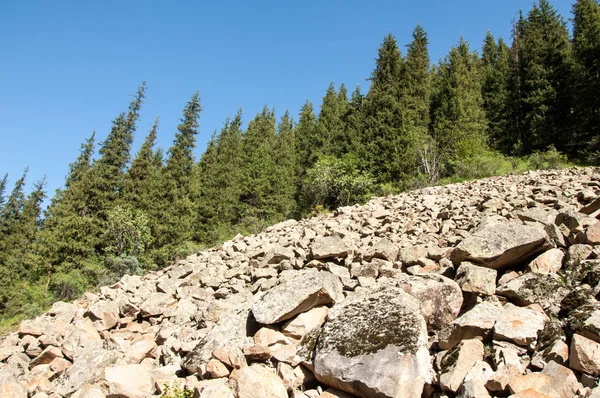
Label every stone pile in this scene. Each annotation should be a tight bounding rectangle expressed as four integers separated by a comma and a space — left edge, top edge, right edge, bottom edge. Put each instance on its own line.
3, 167, 600, 397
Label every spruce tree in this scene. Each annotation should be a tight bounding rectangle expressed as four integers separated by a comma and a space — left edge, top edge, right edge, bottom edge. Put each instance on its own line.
154, 92, 202, 261
343, 86, 365, 158
0, 174, 9, 214
517, 0, 572, 152
432, 38, 488, 172
482, 33, 511, 151
361, 34, 409, 185
572, 0, 600, 156
401, 24, 432, 176
295, 100, 318, 175
273, 110, 297, 217
315, 82, 348, 157
240, 106, 278, 229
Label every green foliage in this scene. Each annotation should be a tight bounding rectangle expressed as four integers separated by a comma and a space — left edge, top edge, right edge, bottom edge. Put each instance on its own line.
302, 155, 375, 211
528, 145, 568, 169
104, 206, 151, 259
161, 384, 193, 398
50, 270, 87, 301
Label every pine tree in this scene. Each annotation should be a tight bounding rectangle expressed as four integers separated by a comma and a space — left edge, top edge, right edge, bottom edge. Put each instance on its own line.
295, 100, 318, 175
240, 106, 278, 229
572, 0, 600, 156
122, 117, 160, 209
432, 38, 488, 171
361, 34, 409, 184
343, 86, 365, 157
517, 0, 573, 152
65, 132, 96, 189
0, 173, 8, 213
482, 32, 511, 151
401, 24, 432, 176
0, 169, 28, 262
154, 92, 202, 261
94, 83, 146, 202
273, 110, 297, 217
315, 82, 348, 157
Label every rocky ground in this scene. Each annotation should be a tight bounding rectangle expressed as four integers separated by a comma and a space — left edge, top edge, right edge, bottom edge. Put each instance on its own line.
3, 167, 600, 397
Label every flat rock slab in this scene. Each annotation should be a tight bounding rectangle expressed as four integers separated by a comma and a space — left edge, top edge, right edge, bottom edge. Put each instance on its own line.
496, 273, 569, 316
252, 270, 343, 325
452, 220, 552, 270
313, 288, 431, 398
494, 303, 547, 347
311, 236, 352, 259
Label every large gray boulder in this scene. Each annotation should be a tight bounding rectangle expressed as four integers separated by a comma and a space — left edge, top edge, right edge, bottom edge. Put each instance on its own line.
311, 236, 352, 259
397, 274, 463, 330
496, 273, 569, 315
451, 220, 552, 270
313, 288, 432, 398
252, 270, 343, 325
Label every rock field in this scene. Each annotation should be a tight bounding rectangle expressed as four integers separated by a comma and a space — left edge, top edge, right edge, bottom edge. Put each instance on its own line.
4, 167, 600, 397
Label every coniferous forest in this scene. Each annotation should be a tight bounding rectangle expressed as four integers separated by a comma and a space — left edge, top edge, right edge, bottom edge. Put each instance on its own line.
0, 0, 599, 326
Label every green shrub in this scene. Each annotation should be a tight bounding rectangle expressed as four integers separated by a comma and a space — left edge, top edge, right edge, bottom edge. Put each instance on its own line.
161, 384, 192, 398
49, 270, 87, 301
528, 145, 567, 170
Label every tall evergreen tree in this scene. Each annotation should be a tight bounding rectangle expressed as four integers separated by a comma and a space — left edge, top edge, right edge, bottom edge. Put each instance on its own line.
516, 0, 572, 152
432, 38, 488, 171
361, 34, 407, 184
295, 100, 318, 174
0, 173, 8, 213
572, 0, 600, 156
65, 132, 96, 189
482, 33, 511, 151
240, 106, 278, 228
273, 110, 297, 217
94, 83, 146, 202
343, 86, 365, 157
315, 82, 348, 157
401, 24, 432, 174
154, 92, 202, 261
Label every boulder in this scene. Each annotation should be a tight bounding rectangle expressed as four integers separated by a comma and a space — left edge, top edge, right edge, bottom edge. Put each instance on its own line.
313, 288, 431, 398
139, 292, 177, 318
311, 236, 352, 259
397, 273, 463, 330
540, 361, 579, 398
496, 273, 569, 315
570, 333, 600, 376
451, 220, 552, 270
229, 364, 288, 398
252, 270, 343, 324
454, 262, 497, 296
439, 299, 503, 350
461, 360, 493, 398
0, 383, 27, 398
282, 306, 328, 344
494, 303, 547, 347
86, 301, 119, 330
439, 339, 484, 393
104, 364, 153, 398
525, 248, 564, 274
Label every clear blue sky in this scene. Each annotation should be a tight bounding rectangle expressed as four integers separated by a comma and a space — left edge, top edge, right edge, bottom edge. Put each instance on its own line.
0, 0, 574, 202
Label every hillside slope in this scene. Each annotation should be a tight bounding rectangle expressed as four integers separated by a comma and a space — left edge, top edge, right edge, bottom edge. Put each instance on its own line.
2, 167, 600, 397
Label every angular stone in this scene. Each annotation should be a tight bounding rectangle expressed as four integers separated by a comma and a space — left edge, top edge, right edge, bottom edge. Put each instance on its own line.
183, 302, 254, 373
507, 373, 552, 396
496, 273, 569, 316
440, 339, 484, 393
455, 262, 497, 296
86, 300, 119, 330
104, 364, 153, 398
311, 236, 351, 259
282, 306, 328, 344
587, 223, 600, 245
313, 288, 431, 398
30, 346, 63, 367
398, 245, 428, 266
461, 360, 493, 398
252, 270, 343, 324
139, 292, 177, 318
264, 245, 295, 264
362, 238, 398, 262
439, 300, 503, 350
206, 359, 230, 378
540, 361, 579, 398
212, 346, 246, 369
494, 303, 547, 347
570, 333, 600, 376
229, 364, 288, 398
526, 248, 565, 274
397, 273, 463, 330
452, 220, 552, 270
125, 336, 157, 364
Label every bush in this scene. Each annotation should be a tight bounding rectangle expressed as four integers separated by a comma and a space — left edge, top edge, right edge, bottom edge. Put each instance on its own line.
49, 270, 87, 301
161, 384, 192, 398
104, 255, 141, 278
452, 150, 513, 180
528, 145, 567, 170
303, 154, 376, 211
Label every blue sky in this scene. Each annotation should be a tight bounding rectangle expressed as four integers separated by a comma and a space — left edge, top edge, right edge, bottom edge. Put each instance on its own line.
0, 0, 574, 201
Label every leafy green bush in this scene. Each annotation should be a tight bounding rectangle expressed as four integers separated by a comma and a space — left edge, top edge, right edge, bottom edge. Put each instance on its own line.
104, 255, 141, 278
452, 150, 513, 180
49, 270, 87, 301
528, 145, 568, 170
303, 154, 376, 211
